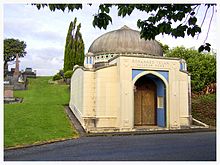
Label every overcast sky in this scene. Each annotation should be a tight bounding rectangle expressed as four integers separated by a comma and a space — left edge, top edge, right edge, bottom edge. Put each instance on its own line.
3, 3, 217, 76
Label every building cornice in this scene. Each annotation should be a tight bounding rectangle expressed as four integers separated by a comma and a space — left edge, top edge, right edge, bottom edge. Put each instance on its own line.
107, 53, 182, 63
72, 63, 117, 73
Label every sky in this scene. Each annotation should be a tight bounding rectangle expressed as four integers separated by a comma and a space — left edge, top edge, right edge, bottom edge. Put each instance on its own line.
3, 3, 218, 76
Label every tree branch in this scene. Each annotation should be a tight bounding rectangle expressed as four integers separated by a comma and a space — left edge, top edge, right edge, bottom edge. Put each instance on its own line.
194, 4, 201, 16
182, 5, 199, 25
203, 6, 215, 44
200, 6, 210, 29
196, 5, 209, 39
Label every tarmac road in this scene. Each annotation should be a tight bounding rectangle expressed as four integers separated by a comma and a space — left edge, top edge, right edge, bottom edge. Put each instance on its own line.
4, 132, 216, 161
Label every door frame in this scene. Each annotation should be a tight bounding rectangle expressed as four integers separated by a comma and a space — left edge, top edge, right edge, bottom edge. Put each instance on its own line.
132, 71, 169, 128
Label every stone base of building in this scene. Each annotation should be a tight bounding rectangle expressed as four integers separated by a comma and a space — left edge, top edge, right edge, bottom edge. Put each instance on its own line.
80, 118, 207, 134
83, 125, 208, 134
67, 106, 209, 136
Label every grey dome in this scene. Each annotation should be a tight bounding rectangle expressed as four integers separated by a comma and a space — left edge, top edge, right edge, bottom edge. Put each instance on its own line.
88, 25, 163, 56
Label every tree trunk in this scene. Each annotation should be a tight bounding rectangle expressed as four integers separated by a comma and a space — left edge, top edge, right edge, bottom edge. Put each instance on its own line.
4, 61, 8, 78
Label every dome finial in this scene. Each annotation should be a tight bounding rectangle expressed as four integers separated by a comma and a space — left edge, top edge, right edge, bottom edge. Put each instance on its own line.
121, 25, 131, 30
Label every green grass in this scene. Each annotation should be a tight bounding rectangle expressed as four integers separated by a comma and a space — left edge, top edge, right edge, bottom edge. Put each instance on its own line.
192, 93, 216, 126
4, 77, 78, 148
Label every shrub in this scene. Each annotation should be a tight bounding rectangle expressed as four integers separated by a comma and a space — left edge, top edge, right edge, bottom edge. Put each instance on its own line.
64, 70, 73, 79
166, 47, 216, 92
59, 69, 64, 78
53, 74, 62, 81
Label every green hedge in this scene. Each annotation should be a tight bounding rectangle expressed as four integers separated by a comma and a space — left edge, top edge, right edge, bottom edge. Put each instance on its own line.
53, 74, 62, 81
64, 70, 73, 79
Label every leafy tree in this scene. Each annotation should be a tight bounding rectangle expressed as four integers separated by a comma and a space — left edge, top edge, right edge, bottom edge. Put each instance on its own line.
34, 4, 216, 52
4, 38, 27, 69
74, 23, 85, 66
64, 21, 74, 72
158, 42, 169, 54
63, 18, 84, 72
165, 47, 216, 92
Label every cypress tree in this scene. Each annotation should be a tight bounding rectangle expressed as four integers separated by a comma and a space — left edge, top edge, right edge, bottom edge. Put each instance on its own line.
64, 21, 73, 72
63, 18, 84, 72
75, 23, 85, 66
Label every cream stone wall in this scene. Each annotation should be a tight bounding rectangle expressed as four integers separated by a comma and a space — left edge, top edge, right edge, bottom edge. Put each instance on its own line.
69, 68, 84, 125
117, 57, 134, 130
81, 71, 96, 130
94, 66, 119, 128
82, 71, 95, 117
70, 55, 190, 132
178, 72, 190, 126
115, 55, 190, 130
70, 65, 119, 131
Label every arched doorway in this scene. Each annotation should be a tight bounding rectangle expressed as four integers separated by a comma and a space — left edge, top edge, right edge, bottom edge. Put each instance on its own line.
134, 74, 166, 127
134, 76, 157, 126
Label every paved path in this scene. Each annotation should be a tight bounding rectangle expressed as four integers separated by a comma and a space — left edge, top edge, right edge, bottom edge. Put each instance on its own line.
4, 132, 216, 161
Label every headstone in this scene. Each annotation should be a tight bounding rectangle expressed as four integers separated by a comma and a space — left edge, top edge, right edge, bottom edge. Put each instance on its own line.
4, 54, 30, 90
4, 85, 14, 98
23, 67, 36, 78
25, 68, 32, 72
13, 54, 20, 77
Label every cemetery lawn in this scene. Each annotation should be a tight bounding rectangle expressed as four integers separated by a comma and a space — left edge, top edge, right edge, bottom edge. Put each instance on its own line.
4, 77, 78, 148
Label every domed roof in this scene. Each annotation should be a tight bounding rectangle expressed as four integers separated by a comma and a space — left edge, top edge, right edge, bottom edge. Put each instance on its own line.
88, 25, 163, 56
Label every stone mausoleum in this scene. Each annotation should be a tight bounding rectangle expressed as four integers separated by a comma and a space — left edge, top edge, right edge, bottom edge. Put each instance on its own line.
69, 25, 191, 133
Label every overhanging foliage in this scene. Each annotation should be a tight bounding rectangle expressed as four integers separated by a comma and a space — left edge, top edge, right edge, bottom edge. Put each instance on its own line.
33, 4, 216, 52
